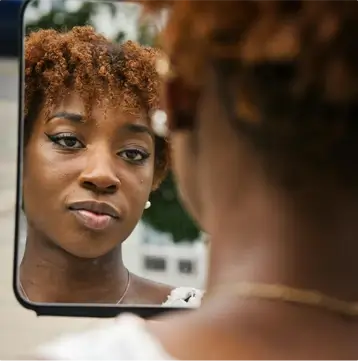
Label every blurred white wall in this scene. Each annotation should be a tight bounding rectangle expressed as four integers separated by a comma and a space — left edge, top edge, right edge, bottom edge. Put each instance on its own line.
123, 222, 208, 289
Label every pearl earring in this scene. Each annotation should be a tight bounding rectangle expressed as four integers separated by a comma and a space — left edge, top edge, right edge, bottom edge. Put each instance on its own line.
151, 109, 168, 138
145, 201, 151, 210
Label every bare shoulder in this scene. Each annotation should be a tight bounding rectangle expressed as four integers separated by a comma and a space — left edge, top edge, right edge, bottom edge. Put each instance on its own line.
146, 310, 267, 361
123, 272, 174, 305
122, 272, 204, 306
146, 310, 211, 359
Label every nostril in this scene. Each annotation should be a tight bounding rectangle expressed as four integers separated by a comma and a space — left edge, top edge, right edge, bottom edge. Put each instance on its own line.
82, 181, 95, 190
82, 180, 118, 193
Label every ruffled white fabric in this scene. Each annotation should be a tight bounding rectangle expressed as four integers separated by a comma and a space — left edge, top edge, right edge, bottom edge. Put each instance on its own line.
37, 313, 174, 360
162, 287, 204, 308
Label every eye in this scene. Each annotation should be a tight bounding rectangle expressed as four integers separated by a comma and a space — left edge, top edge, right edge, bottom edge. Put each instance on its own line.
46, 133, 84, 149
119, 149, 150, 164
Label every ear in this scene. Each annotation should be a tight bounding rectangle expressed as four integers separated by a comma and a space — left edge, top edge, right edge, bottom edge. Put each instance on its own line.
164, 77, 200, 132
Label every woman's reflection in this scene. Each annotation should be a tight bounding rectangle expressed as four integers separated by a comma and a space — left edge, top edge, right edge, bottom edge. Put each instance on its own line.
20, 26, 182, 305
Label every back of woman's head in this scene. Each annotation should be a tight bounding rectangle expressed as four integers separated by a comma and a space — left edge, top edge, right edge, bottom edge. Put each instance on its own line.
143, 1, 358, 188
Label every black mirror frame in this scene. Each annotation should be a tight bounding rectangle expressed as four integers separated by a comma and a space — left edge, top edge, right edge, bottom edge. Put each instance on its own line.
13, 0, 185, 319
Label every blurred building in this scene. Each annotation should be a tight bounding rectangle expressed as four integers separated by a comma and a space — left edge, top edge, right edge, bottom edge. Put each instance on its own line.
123, 222, 208, 289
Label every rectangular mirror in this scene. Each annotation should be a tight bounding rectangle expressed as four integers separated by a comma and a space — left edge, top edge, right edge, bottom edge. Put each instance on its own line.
15, 0, 207, 316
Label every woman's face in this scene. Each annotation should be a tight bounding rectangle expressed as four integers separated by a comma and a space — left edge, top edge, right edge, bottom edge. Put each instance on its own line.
23, 92, 155, 258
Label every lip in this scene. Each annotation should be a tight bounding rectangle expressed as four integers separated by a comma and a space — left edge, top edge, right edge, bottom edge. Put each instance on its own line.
68, 201, 120, 231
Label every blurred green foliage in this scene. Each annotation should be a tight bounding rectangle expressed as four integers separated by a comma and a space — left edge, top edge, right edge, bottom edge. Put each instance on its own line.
25, 0, 124, 37
25, 0, 200, 243
142, 173, 200, 243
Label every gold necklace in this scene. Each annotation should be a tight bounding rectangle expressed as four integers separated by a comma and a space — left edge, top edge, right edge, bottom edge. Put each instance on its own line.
210, 282, 358, 317
19, 269, 131, 305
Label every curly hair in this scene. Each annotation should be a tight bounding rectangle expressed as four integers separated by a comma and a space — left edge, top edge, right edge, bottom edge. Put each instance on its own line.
24, 25, 169, 189
140, 1, 358, 186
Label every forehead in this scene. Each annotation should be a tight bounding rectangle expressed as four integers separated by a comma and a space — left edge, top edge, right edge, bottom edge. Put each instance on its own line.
52, 91, 149, 126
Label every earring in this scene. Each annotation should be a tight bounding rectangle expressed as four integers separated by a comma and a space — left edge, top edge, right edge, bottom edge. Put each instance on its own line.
156, 55, 176, 80
151, 109, 168, 138
145, 201, 151, 210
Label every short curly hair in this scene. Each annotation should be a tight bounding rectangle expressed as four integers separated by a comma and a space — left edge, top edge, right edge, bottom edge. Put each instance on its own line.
24, 25, 169, 189
141, 1, 358, 187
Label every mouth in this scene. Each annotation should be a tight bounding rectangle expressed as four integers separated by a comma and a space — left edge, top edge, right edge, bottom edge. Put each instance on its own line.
68, 201, 120, 231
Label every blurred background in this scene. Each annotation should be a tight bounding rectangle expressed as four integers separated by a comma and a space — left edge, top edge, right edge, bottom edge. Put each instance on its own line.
0, 0, 207, 358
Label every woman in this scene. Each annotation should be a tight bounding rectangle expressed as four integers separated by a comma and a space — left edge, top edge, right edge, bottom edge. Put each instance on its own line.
35, 1, 358, 359
21, 26, 201, 306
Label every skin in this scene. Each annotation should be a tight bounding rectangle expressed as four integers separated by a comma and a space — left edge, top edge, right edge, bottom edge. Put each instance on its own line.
25, 13, 358, 361
20, 92, 172, 304
145, 68, 358, 358
24, 5, 358, 360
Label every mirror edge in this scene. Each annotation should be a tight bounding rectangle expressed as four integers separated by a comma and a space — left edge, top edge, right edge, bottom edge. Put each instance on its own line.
14, 0, 185, 318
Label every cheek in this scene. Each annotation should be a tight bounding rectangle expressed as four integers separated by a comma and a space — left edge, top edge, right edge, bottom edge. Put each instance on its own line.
120, 160, 154, 209
23, 143, 73, 205
171, 135, 187, 185
171, 134, 202, 223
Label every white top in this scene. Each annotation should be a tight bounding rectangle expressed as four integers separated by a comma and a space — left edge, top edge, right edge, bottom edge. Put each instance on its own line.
162, 287, 204, 308
36, 287, 204, 360
37, 313, 174, 360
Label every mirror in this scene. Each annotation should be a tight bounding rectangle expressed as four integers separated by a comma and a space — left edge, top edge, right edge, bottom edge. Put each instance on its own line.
16, 0, 207, 310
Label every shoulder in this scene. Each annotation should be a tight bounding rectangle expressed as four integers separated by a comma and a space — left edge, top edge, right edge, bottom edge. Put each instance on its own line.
36, 313, 174, 360
123, 273, 174, 305
124, 273, 205, 307
35, 306, 256, 360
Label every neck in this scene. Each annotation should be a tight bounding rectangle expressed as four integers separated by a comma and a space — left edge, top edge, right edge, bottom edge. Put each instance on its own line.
206, 179, 358, 302
196, 91, 358, 303
20, 228, 128, 303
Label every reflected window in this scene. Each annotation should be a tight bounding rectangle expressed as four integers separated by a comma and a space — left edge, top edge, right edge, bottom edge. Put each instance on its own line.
144, 256, 166, 271
178, 259, 196, 275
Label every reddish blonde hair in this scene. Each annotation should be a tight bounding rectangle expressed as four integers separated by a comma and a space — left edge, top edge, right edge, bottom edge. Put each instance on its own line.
25, 26, 170, 188
140, 1, 358, 185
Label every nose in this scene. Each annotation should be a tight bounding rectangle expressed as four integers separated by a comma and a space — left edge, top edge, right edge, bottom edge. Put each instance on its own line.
79, 147, 120, 194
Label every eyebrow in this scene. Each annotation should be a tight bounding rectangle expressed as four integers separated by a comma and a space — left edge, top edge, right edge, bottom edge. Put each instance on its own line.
124, 123, 154, 140
47, 113, 154, 139
47, 112, 84, 123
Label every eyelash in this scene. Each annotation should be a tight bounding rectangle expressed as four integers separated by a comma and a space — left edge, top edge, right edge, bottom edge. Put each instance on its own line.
46, 133, 84, 149
119, 149, 150, 164
45, 133, 150, 164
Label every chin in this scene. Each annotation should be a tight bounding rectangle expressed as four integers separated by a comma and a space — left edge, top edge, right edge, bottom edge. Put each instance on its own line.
172, 138, 204, 230
57, 237, 120, 260
64, 247, 115, 260
177, 184, 204, 230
